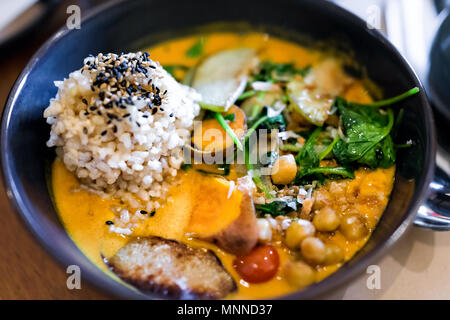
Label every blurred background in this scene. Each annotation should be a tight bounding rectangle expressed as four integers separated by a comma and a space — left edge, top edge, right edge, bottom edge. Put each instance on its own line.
0, 0, 449, 299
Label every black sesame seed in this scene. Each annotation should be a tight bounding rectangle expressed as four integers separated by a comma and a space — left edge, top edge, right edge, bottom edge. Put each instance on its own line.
151, 108, 158, 115
99, 91, 105, 100
89, 106, 97, 111
152, 95, 162, 106
169, 113, 174, 117
123, 113, 130, 118
105, 220, 114, 225
101, 130, 107, 136
113, 125, 117, 133
82, 98, 88, 105
150, 211, 156, 217
142, 114, 149, 118
140, 210, 148, 215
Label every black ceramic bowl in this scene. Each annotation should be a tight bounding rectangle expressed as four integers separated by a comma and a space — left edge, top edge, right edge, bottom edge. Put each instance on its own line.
1, 0, 439, 299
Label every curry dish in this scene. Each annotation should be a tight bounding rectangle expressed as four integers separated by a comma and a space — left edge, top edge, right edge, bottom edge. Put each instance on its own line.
47, 32, 417, 299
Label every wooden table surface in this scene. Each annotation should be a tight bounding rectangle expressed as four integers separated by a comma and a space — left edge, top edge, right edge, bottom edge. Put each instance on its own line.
0, 0, 109, 300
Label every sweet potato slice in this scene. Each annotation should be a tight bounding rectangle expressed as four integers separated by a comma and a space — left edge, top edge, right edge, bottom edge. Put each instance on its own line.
186, 176, 243, 237
212, 187, 258, 255
192, 105, 246, 153
107, 237, 236, 299
186, 175, 258, 255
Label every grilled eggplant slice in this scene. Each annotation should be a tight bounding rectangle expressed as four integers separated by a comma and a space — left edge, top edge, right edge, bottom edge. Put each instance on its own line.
107, 237, 236, 299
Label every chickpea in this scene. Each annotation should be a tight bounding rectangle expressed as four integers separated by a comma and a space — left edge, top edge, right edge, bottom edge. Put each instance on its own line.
301, 237, 326, 264
271, 154, 297, 185
283, 261, 316, 288
284, 219, 316, 249
313, 207, 340, 232
323, 244, 344, 265
340, 215, 368, 240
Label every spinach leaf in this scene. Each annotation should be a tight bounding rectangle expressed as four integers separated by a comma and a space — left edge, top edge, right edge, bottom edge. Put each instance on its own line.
246, 106, 286, 135
294, 128, 355, 184
256, 114, 286, 132
255, 199, 298, 217
295, 127, 321, 169
332, 97, 395, 168
296, 166, 354, 181
357, 135, 396, 168
331, 88, 419, 168
186, 37, 206, 58
253, 61, 310, 82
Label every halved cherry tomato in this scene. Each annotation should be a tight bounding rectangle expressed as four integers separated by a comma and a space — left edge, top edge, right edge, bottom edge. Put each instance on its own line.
232, 245, 280, 283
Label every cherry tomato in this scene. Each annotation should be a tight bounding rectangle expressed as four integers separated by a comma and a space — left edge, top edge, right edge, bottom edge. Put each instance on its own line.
233, 245, 280, 283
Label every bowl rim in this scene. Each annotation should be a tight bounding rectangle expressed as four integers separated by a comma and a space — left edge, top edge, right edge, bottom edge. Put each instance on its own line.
0, 0, 436, 300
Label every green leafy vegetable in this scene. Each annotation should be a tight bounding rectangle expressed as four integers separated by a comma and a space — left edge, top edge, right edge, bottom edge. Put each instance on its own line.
332, 97, 395, 168
255, 200, 298, 217
253, 61, 310, 82
318, 136, 340, 160
256, 114, 286, 132
294, 129, 354, 184
296, 166, 354, 180
295, 127, 321, 169
186, 37, 206, 58
330, 87, 419, 168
